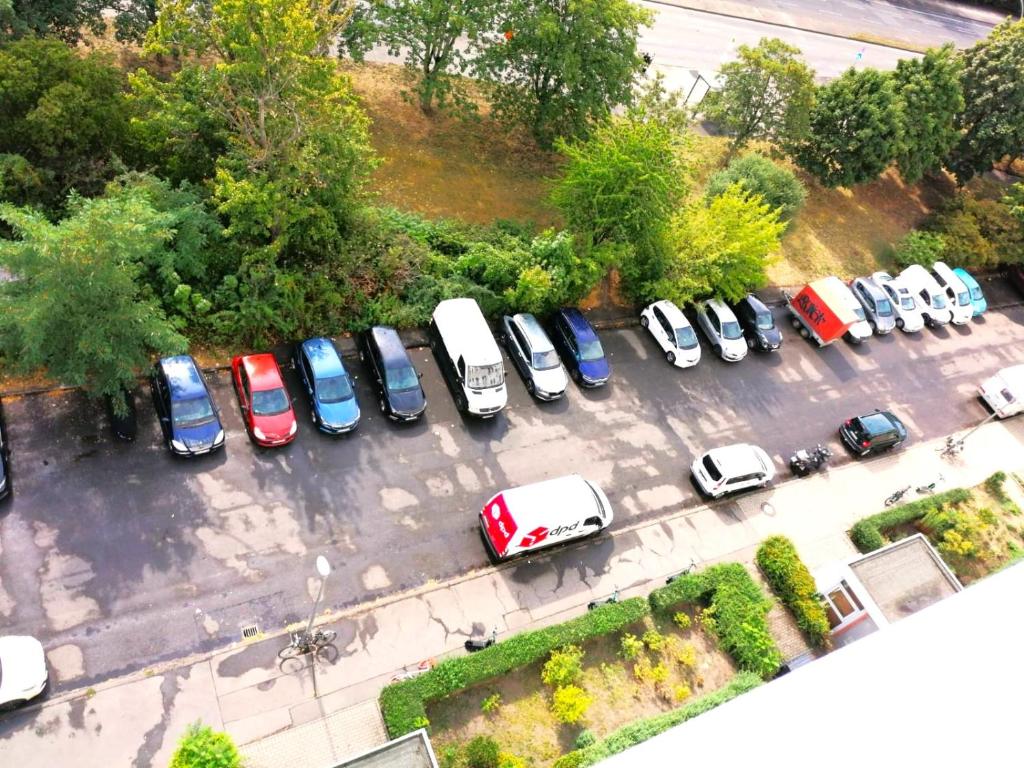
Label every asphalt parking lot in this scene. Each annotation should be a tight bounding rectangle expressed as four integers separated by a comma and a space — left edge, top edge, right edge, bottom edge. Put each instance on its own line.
2, 301, 1024, 696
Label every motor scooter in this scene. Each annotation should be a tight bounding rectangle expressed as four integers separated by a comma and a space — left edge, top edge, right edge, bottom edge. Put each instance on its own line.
789, 444, 832, 477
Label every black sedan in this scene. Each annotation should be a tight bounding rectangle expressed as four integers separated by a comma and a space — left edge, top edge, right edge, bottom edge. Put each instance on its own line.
733, 294, 782, 352
0, 398, 10, 500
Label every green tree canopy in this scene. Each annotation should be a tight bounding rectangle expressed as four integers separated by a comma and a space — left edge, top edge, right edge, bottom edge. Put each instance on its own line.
0, 190, 187, 404
794, 67, 902, 188
892, 44, 963, 184
476, 0, 651, 147
376, 0, 498, 114
702, 37, 816, 152
705, 153, 806, 223
948, 19, 1024, 183
169, 722, 241, 768
0, 0, 155, 43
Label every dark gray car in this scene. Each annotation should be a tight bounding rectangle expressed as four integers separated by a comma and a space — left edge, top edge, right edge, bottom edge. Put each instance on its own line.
851, 277, 897, 335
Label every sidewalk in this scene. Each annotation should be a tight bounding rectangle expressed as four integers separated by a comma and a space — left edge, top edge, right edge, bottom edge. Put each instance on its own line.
2, 417, 1022, 765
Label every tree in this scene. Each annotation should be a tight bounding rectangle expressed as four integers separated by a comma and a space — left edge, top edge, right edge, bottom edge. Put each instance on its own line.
0, 0, 155, 43
0, 190, 187, 406
476, 0, 651, 147
1005, 183, 1024, 226
891, 230, 945, 268
376, 0, 498, 114
892, 44, 963, 184
705, 153, 806, 223
647, 184, 784, 305
169, 722, 240, 768
702, 38, 815, 153
794, 67, 902, 188
948, 19, 1024, 183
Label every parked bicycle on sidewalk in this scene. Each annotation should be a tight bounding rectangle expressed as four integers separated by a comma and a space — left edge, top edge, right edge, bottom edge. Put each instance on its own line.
279, 627, 337, 659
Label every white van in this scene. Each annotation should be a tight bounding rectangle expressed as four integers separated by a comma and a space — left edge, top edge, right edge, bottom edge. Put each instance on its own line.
979, 364, 1024, 419
931, 261, 973, 325
431, 298, 507, 417
479, 474, 614, 561
899, 264, 952, 327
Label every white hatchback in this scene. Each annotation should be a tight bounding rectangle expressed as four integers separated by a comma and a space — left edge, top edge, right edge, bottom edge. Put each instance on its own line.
695, 299, 747, 362
640, 300, 701, 368
932, 261, 973, 325
690, 443, 775, 499
872, 271, 925, 333
0, 635, 48, 709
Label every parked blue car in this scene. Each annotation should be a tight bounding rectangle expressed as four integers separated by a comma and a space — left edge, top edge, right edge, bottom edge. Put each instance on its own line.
150, 355, 225, 456
294, 337, 360, 434
953, 267, 987, 317
550, 308, 610, 387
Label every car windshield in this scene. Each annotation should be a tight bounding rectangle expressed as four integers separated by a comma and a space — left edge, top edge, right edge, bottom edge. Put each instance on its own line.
901, 295, 916, 311
386, 366, 420, 392
852, 306, 866, 321
468, 362, 504, 389
932, 294, 947, 309
957, 291, 970, 306
970, 287, 983, 301
316, 374, 353, 404
675, 327, 698, 349
579, 339, 604, 362
876, 298, 893, 316
702, 454, 722, 481
755, 312, 774, 330
532, 349, 560, 370
252, 387, 290, 416
172, 396, 215, 428
722, 321, 743, 340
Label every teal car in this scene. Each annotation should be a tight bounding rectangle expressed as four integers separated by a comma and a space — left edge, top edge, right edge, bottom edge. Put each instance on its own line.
953, 267, 987, 317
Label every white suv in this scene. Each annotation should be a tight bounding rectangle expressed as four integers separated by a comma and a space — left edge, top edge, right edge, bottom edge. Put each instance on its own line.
640, 300, 701, 367
691, 444, 775, 499
872, 271, 925, 333
695, 299, 747, 362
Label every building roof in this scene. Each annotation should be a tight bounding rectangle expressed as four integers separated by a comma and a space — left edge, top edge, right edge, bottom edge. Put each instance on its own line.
331, 730, 438, 768
596, 563, 1024, 767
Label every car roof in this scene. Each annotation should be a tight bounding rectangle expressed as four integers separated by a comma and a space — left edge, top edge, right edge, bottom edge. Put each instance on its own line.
301, 337, 344, 377
859, 411, 899, 435
739, 294, 770, 314
707, 443, 770, 475
704, 298, 737, 320
513, 313, 555, 350
433, 298, 502, 366
488, 475, 604, 530
854, 277, 886, 299
652, 300, 691, 328
241, 353, 284, 390
160, 355, 207, 400
952, 267, 979, 288
559, 307, 598, 342
370, 326, 411, 366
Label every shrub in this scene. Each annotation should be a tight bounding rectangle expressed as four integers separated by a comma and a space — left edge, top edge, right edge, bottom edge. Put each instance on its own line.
642, 630, 667, 652
705, 153, 807, 223
849, 488, 972, 553
927, 193, 1024, 270
575, 729, 597, 750
380, 597, 650, 737
481, 693, 502, 714
672, 612, 691, 631
465, 736, 501, 768
673, 642, 697, 669
551, 685, 592, 724
648, 564, 781, 679
985, 471, 1009, 503
552, 673, 762, 768
755, 535, 831, 647
169, 722, 240, 768
498, 754, 527, 768
542, 645, 585, 688
891, 230, 946, 268
673, 684, 692, 702
620, 633, 644, 660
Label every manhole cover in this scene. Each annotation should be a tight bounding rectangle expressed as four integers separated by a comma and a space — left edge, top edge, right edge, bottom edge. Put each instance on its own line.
241, 622, 261, 640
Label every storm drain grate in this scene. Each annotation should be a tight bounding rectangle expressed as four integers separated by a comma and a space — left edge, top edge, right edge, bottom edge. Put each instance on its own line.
241, 622, 261, 640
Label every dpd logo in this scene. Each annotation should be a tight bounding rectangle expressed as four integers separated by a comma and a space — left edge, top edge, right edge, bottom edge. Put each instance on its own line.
519, 527, 549, 547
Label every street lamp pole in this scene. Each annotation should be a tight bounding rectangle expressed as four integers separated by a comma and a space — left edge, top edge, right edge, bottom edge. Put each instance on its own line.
306, 555, 331, 636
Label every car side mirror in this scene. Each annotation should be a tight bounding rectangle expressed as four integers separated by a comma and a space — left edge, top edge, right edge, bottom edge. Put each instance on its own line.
418, 371, 423, 379
160, 416, 170, 423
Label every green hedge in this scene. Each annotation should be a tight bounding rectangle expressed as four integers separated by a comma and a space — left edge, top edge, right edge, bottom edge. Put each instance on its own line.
379, 597, 650, 737
648, 564, 781, 679
755, 536, 831, 648
551, 672, 762, 768
849, 488, 972, 553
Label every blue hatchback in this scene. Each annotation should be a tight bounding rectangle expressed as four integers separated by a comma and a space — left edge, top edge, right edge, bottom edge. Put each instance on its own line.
294, 337, 360, 434
550, 308, 610, 387
952, 267, 987, 317
151, 355, 225, 456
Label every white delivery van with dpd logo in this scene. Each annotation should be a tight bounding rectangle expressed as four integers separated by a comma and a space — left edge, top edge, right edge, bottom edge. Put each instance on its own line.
479, 474, 614, 562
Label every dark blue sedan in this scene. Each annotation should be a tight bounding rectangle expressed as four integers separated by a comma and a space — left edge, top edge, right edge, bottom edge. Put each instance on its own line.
294, 337, 360, 434
550, 308, 610, 387
150, 355, 225, 456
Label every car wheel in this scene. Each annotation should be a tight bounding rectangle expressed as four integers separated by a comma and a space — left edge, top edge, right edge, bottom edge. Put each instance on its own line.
640, 315, 649, 328
666, 350, 676, 364
713, 344, 722, 358
896, 317, 904, 329
526, 380, 535, 395
379, 397, 386, 414
746, 337, 755, 349
571, 369, 582, 384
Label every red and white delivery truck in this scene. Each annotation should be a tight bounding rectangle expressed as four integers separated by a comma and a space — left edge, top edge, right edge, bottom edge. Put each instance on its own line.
784, 276, 858, 346
479, 474, 614, 562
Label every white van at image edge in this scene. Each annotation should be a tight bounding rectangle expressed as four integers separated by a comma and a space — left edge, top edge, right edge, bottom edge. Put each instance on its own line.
931, 261, 973, 325
980, 364, 1024, 419
899, 264, 952, 327
430, 298, 508, 417
479, 474, 614, 561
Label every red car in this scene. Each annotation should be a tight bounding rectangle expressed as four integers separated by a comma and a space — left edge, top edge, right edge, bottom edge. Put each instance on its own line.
231, 353, 297, 447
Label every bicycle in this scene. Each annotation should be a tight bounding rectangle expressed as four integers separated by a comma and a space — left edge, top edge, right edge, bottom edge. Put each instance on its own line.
666, 558, 698, 584
938, 435, 964, 458
915, 473, 944, 495
884, 485, 911, 507
278, 627, 337, 659
587, 589, 619, 611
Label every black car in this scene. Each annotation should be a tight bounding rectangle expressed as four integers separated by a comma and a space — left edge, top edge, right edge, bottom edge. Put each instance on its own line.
359, 326, 426, 421
733, 294, 782, 352
105, 387, 138, 442
840, 410, 907, 457
0, 398, 10, 501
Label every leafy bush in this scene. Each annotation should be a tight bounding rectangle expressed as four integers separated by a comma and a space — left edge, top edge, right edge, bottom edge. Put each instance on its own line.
672, 641, 697, 669
926, 193, 1024, 270
642, 630, 667, 652
985, 471, 1009, 503
620, 633, 644, 660
673, 684, 692, 702
921, 505, 989, 561
891, 230, 946, 268
542, 646, 585, 688
552, 673, 762, 768
648, 564, 781, 679
481, 693, 502, 714
672, 612, 691, 631
380, 598, 649, 737
169, 722, 240, 768
849, 488, 972, 553
498, 753, 527, 768
551, 685, 592, 724
575, 730, 597, 750
755, 535, 831, 647
465, 736, 501, 768
705, 153, 807, 223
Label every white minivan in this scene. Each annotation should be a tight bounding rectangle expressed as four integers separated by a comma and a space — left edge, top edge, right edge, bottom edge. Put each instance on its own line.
932, 261, 973, 325
899, 264, 952, 327
979, 364, 1024, 419
431, 298, 507, 417
479, 474, 614, 561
